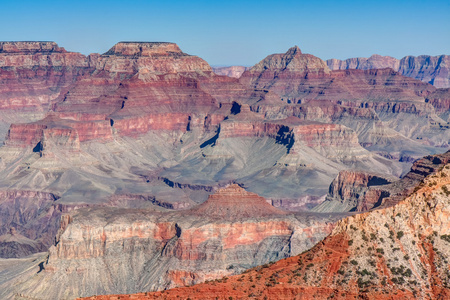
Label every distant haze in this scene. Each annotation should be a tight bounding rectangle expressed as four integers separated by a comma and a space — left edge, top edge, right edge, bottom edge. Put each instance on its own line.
0, 0, 449, 66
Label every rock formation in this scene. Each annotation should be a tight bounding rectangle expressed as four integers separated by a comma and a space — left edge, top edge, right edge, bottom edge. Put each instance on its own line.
327, 54, 450, 88
0, 185, 339, 299
316, 151, 450, 213
90, 151, 450, 299
0, 42, 448, 261
0, 40, 448, 300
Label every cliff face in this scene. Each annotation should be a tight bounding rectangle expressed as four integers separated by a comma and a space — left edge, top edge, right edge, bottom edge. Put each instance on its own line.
0, 41, 91, 114
242, 47, 447, 158
327, 54, 450, 88
327, 54, 400, 71
316, 151, 450, 213
93, 153, 450, 300
313, 170, 395, 213
2, 185, 338, 299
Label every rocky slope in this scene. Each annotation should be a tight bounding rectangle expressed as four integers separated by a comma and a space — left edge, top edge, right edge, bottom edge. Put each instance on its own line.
327, 54, 450, 88
88, 152, 450, 299
0, 185, 341, 299
0, 227, 46, 258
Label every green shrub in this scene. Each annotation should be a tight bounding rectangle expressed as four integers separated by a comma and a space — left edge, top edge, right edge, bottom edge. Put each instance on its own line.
441, 234, 450, 243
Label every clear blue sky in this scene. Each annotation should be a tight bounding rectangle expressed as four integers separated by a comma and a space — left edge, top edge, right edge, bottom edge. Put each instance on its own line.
1, 0, 449, 66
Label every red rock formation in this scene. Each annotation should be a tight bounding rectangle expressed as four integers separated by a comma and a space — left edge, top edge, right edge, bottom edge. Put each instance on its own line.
0, 190, 60, 248
219, 110, 363, 159
191, 184, 287, 219
5, 114, 112, 149
426, 88, 450, 114
0, 227, 47, 258
0, 41, 91, 112
241, 46, 435, 102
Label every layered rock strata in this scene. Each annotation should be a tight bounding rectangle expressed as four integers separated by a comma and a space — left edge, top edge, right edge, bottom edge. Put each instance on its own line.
0, 185, 339, 299
316, 151, 450, 213
327, 54, 450, 88
93, 152, 450, 299
0, 41, 448, 263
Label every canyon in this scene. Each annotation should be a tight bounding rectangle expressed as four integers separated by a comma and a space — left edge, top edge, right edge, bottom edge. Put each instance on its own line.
0, 185, 340, 299
0, 41, 448, 299
83, 151, 450, 299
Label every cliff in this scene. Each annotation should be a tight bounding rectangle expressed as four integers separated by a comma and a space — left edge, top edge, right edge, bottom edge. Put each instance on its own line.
327, 54, 450, 88
316, 151, 450, 213
0, 41, 90, 114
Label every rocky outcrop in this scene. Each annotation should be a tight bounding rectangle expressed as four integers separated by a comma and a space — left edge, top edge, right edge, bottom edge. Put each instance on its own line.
241, 48, 446, 159
240, 46, 331, 94
218, 106, 366, 160
0, 41, 64, 53
316, 151, 450, 213
426, 88, 450, 115
327, 54, 450, 88
102, 42, 183, 57
2, 185, 339, 299
94, 42, 213, 75
241, 47, 435, 101
313, 170, 395, 213
5, 114, 112, 152
96, 153, 450, 300
0, 190, 62, 256
399, 55, 450, 88
248, 46, 330, 74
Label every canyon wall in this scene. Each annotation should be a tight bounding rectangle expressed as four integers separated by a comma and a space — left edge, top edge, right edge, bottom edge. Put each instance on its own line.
327, 54, 450, 88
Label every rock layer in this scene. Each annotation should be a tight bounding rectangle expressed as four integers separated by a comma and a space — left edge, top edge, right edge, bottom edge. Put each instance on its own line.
327, 54, 450, 88
316, 151, 450, 213
92, 151, 450, 299
0, 185, 339, 299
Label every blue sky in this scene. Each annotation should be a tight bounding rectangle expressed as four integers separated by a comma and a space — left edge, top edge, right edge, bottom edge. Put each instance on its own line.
0, 0, 449, 66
